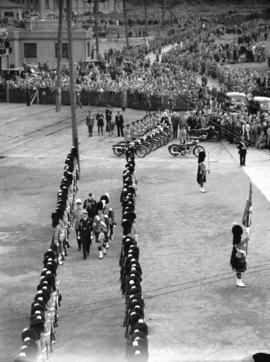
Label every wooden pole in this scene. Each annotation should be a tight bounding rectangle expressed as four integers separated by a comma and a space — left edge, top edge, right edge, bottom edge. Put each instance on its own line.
144, 0, 148, 38
66, 0, 80, 172
56, 0, 63, 112
94, 0, 99, 57
123, 0, 129, 48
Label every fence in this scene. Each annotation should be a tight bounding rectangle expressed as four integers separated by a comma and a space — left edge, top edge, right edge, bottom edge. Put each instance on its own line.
0, 86, 190, 111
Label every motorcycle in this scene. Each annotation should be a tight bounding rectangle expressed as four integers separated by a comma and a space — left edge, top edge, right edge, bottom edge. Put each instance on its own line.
112, 139, 147, 158
168, 137, 205, 157
189, 126, 221, 142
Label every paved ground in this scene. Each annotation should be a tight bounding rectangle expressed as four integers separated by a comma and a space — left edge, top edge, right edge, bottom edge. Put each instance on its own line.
0, 104, 270, 362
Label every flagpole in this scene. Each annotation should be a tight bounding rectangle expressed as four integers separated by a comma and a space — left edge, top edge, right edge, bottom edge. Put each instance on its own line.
242, 182, 252, 255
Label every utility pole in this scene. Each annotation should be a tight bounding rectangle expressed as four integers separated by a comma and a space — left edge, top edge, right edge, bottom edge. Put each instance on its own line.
144, 0, 148, 38
56, 0, 63, 112
76, 0, 79, 17
161, 0, 165, 27
123, 0, 129, 48
66, 0, 80, 171
94, 0, 99, 57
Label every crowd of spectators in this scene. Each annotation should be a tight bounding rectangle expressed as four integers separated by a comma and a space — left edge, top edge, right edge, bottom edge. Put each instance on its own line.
1, 12, 270, 115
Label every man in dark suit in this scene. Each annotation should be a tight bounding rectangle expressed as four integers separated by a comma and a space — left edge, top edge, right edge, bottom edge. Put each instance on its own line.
78, 209, 92, 260
237, 137, 248, 166
171, 112, 179, 139
115, 110, 124, 137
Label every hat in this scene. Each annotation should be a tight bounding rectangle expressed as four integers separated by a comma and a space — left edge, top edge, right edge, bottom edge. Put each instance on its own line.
232, 224, 243, 236
75, 198, 82, 204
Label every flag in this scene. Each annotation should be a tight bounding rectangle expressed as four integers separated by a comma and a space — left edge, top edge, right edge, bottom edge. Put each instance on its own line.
242, 182, 252, 228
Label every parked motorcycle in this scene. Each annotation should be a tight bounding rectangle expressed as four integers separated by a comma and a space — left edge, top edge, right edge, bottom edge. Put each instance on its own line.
112, 140, 147, 158
189, 126, 221, 142
168, 137, 205, 157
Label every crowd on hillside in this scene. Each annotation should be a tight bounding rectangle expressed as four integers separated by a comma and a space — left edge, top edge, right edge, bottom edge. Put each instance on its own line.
1, 13, 270, 112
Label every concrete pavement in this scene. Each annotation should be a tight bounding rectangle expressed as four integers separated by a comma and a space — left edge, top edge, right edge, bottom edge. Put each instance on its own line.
221, 141, 270, 202
1, 104, 270, 362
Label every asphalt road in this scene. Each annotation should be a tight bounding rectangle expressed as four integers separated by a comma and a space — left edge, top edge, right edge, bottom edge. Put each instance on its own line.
0, 104, 270, 362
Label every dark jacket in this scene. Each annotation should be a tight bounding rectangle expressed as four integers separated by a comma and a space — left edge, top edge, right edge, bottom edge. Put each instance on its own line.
237, 141, 247, 154
115, 114, 124, 126
78, 218, 92, 242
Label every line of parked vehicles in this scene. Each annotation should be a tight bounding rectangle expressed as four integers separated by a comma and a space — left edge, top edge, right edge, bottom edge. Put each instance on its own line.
225, 92, 270, 113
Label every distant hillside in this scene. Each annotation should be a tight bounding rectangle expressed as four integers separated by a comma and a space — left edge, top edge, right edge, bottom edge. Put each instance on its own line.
126, 0, 270, 16
123, 0, 270, 17
127, 0, 268, 6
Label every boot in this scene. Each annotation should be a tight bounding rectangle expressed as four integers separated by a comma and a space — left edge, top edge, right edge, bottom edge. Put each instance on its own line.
105, 242, 109, 249
200, 188, 206, 193
99, 250, 103, 260
103, 247, 107, 255
236, 278, 246, 288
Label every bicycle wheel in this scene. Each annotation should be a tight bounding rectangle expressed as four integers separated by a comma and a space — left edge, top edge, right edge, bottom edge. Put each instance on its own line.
168, 144, 180, 156
193, 145, 205, 157
135, 145, 147, 158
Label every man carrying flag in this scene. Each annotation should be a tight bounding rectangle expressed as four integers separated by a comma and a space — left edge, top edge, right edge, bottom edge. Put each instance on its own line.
230, 183, 252, 288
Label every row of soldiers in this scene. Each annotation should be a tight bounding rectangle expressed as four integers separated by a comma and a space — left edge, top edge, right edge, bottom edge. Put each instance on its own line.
51, 147, 80, 264
14, 249, 62, 362
13, 148, 79, 362
119, 148, 149, 361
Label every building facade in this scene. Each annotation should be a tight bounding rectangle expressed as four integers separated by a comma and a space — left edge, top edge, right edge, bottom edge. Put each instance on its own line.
9, 0, 123, 17
8, 20, 92, 68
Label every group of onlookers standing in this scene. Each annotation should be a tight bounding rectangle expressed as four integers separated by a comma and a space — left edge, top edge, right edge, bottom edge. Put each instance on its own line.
86, 108, 125, 137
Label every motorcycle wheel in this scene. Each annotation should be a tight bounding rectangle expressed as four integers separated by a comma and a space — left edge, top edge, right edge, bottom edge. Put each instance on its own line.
143, 142, 152, 154
168, 144, 180, 157
165, 130, 174, 141
135, 145, 147, 158
193, 145, 205, 157
155, 136, 163, 148
163, 134, 171, 145
149, 139, 159, 151
112, 146, 124, 157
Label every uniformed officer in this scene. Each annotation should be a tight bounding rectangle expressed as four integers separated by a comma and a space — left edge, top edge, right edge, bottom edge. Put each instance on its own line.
78, 209, 93, 260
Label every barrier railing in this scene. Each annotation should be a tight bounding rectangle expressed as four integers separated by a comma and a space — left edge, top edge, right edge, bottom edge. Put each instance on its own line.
1, 86, 190, 111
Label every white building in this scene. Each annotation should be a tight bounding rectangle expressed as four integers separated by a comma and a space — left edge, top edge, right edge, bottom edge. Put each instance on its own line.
8, 19, 92, 68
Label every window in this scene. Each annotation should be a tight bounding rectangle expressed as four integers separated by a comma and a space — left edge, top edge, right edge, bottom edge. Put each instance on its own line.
55, 43, 69, 58
4, 12, 14, 17
45, 0, 50, 9
24, 43, 37, 58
